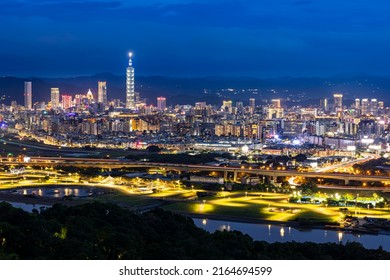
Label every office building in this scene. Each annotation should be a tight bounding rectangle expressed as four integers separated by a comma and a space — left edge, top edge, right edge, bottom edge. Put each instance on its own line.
320, 98, 328, 112
249, 98, 255, 110
371, 99, 378, 115
98, 81, 107, 106
333, 93, 343, 112
157, 96, 166, 111
62, 95, 72, 109
51, 88, 60, 109
222, 100, 233, 112
271, 99, 281, 108
24, 81, 32, 110
361, 99, 369, 115
126, 52, 135, 109
355, 98, 360, 110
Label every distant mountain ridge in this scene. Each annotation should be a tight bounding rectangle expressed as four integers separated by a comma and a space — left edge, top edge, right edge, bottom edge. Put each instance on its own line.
1, 74, 390, 106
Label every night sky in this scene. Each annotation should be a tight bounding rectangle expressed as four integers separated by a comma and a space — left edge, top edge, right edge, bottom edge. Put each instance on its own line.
1, 0, 390, 77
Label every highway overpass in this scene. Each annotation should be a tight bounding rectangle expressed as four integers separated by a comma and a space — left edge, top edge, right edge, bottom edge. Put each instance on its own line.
1, 157, 389, 185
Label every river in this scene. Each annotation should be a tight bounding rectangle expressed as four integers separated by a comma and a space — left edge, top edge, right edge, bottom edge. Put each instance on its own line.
0, 201, 50, 212
2, 187, 390, 252
193, 218, 390, 251
11, 186, 92, 198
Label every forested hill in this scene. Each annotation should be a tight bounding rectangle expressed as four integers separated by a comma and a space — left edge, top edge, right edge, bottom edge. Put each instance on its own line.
0, 201, 389, 260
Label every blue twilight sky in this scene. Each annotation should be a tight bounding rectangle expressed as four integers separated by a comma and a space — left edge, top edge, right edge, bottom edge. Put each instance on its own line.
1, 0, 390, 77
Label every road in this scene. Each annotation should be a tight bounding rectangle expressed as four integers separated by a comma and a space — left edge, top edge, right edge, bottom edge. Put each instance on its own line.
318, 185, 390, 192
314, 153, 378, 173
0, 156, 389, 184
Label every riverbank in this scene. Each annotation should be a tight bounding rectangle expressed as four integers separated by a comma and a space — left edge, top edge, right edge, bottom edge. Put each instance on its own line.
1, 190, 389, 237
171, 210, 390, 238
0, 192, 85, 207
0, 191, 324, 228
173, 211, 301, 227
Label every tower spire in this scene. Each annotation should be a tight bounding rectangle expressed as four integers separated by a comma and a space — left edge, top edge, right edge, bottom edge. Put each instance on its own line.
128, 52, 133, 66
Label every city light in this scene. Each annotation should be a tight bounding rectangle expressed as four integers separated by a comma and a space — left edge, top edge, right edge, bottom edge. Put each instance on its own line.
0, 42, 390, 263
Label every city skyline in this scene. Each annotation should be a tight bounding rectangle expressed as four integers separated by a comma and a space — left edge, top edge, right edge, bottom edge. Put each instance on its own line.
2, 0, 390, 264
2, 1, 390, 77
2, 52, 389, 108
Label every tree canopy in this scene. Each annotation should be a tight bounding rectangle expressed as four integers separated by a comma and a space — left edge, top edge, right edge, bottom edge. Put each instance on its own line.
0, 202, 389, 260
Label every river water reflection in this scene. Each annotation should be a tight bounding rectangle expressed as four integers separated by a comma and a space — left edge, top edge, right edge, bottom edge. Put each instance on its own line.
193, 218, 390, 251
0, 201, 49, 212
13, 186, 92, 198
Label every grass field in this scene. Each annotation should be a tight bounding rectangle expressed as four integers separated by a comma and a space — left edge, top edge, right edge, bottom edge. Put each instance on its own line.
93, 192, 156, 207
159, 190, 390, 223
161, 192, 339, 222
1, 165, 390, 224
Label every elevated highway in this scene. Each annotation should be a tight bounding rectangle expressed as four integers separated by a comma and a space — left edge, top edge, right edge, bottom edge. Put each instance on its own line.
1, 156, 389, 185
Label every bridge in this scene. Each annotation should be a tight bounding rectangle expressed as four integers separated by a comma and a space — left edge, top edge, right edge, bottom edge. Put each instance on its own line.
1, 156, 389, 185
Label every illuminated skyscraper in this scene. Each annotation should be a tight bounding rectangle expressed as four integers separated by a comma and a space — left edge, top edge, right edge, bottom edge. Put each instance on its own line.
361, 99, 369, 115
62, 95, 72, 109
86, 89, 94, 101
51, 88, 60, 109
271, 99, 281, 108
98, 81, 107, 106
126, 52, 135, 109
222, 100, 233, 112
24, 81, 32, 110
370, 99, 378, 115
355, 98, 360, 109
157, 96, 166, 110
333, 93, 343, 112
195, 102, 206, 108
320, 98, 328, 112
249, 98, 255, 109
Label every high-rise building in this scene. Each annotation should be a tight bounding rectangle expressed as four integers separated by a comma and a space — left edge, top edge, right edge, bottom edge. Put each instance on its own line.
98, 81, 107, 106
111, 99, 122, 108
51, 88, 60, 109
333, 93, 343, 112
24, 81, 32, 110
62, 95, 72, 109
86, 89, 94, 101
266, 107, 284, 119
222, 100, 233, 112
195, 102, 207, 108
370, 99, 378, 115
249, 98, 255, 109
271, 99, 281, 108
320, 98, 328, 112
126, 52, 135, 109
157, 97, 166, 111
355, 98, 360, 109
361, 98, 369, 115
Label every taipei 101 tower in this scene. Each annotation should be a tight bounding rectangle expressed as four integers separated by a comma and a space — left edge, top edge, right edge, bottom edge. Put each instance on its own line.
125, 52, 135, 109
